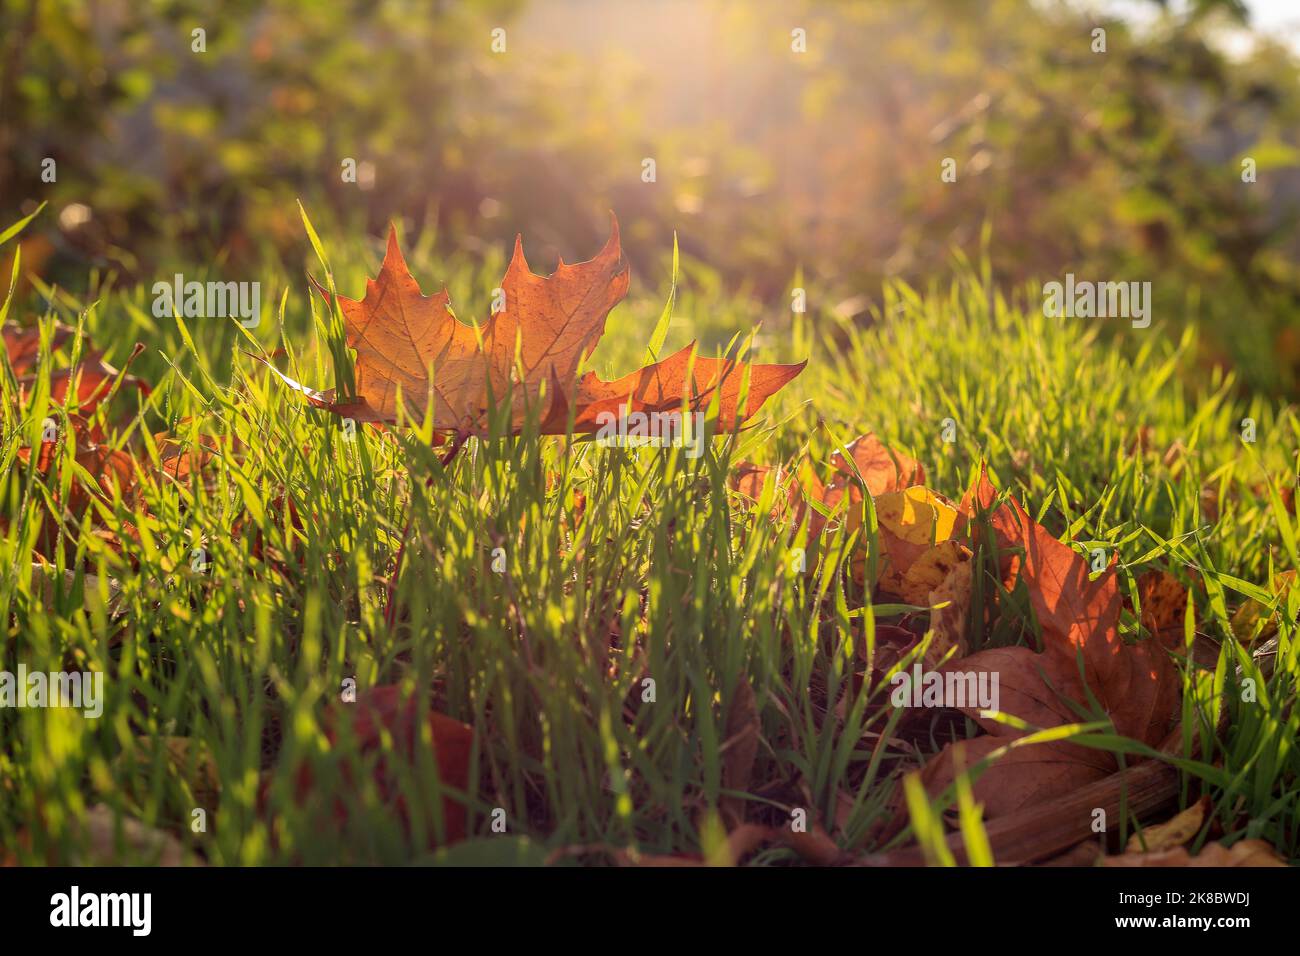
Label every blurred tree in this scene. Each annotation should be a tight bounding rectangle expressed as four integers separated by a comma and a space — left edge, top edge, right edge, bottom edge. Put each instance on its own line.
4, 0, 1300, 391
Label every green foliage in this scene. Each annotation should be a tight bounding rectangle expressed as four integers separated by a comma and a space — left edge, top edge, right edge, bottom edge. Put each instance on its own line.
7, 0, 1300, 392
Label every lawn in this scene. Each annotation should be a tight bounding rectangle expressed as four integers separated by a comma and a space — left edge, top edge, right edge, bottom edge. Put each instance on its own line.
2, 208, 1297, 866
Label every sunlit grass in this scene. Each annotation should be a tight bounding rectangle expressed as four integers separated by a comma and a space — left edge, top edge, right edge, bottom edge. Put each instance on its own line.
1, 212, 1297, 865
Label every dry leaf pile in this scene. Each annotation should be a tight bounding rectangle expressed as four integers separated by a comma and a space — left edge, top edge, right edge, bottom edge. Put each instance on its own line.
726, 433, 1289, 867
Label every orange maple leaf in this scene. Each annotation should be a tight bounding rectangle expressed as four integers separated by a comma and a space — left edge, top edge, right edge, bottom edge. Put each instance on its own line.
264, 215, 805, 434
920, 468, 1181, 819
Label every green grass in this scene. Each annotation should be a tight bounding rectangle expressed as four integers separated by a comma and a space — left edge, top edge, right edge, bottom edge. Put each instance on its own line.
1, 212, 1297, 865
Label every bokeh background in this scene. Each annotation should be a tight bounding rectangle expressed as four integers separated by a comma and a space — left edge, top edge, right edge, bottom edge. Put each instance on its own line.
4, 0, 1300, 391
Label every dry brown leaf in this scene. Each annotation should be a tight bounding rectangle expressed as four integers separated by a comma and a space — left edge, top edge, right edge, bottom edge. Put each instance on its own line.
923, 731, 1113, 821
2, 319, 73, 375
827, 432, 925, 497
857, 623, 930, 683
1105, 838, 1287, 867
729, 461, 818, 526
1230, 570, 1296, 644
157, 433, 218, 483
922, 467, 1180, 820
920, 646, 1120, 818
961, 469, 1179, 733
734, 433, 920, 542
28, 562, 121, 614
730, 462, 778, 501
617, 823, 773, 867
902, 540, 969, 606
1124, 795, 1210, 853
781, 823, 849, 865
1136, 569, 1188, 647
25, 344, 150, 417
836, 483, 958, 589
285, 685, 474, 848
332, 218, 627, 427
1038, 840, 1105, 866
12, 439, 139, 560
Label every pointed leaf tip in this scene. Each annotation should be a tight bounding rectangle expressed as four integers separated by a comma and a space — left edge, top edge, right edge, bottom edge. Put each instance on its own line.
383, 224, 407, 272
509, 234, 529, 275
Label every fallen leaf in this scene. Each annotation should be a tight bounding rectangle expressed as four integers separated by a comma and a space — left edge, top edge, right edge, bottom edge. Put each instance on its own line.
1135, 569, 1188, 647
735, 432, 920, 542
730, 461, 778, 501
1105, 838, 1287, 867
1037, 840, 1105, 866
962, 472, 1177, 732
26, 344, 150, 417
925, 543, 974, 663
902, 540, 969, 605
1124, 795, 1210, 853
156, 431, 220, 484
922, 729, 1113, 822
921, 469, 1180, 820
729, 461, 817, 526
617, 822, 773, 867
857, 622, 929, 684
3, 319, 72, 375
29, 562, 122, 615
781, 823, 849, 865
291, 685, 474, 847
828, 432, 925, 496
13, 440, 139, 560
919, 645, 1121, 816
265, 217, 802, 434
551, 339, 805, 434
869, 486, 959, 592
1230, 570, 1296, 644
